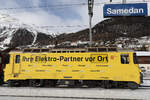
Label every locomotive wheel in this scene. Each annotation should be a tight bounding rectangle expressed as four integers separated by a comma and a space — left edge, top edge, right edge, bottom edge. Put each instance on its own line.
127, 82, 139, 89
20, 80, 29, 87
8, 80, 14, 87
44, 80, 57, 87
29, 80, 36, 87
7, 80, 20, 87
101, 80, 112, 89
0, 73, 4, 85
86, 81, 99, 88
74, 80, 82, 88
29, 80, 43, 87
43, 80, 51, 87
0, 77, 4, 85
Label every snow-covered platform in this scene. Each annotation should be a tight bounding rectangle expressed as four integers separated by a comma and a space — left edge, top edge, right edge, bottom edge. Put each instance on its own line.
0, 84, 150, 100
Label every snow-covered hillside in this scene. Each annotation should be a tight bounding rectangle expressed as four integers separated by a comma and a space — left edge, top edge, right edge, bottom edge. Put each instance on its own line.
0, 14, 150, 51
0, 14, 53, 50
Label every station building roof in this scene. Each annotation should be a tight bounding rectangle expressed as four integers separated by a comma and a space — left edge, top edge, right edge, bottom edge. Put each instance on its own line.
136, 51, 150, 56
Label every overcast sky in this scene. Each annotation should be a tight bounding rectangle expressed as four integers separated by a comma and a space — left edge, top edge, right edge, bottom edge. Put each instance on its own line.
0, 0, 147, 34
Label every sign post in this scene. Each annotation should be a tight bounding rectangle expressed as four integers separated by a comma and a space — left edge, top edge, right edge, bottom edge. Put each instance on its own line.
88, 0, 94, 47
122, 0, 126, 4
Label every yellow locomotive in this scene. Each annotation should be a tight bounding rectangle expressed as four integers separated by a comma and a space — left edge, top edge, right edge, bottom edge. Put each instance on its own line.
4, 47, 143, 89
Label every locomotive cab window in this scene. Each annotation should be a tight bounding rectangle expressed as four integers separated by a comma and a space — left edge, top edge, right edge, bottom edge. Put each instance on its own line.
121, 54, 129, 64
133, 53, 138, 64
15, 55, 20, 63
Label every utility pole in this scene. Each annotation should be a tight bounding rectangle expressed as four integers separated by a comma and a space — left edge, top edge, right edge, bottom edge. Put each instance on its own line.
88, 0, 94, 47
110, 0, 126, 3
122, 0, 126, 4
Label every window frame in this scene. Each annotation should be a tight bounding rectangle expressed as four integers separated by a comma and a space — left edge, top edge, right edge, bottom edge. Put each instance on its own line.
121, 54, 129, 64
15, 55, 20, 63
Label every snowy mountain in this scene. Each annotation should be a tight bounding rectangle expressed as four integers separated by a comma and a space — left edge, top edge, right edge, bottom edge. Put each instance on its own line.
0, 14, 150, 51
0, 14, 54, 51
55, 16, 150, 50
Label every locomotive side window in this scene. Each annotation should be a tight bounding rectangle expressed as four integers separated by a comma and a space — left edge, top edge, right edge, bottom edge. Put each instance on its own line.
41, 49, 49, 52
15, 55, 20, 63
32, 49, 41, 53
121, 54, 129, 64
88, 48, 97, 52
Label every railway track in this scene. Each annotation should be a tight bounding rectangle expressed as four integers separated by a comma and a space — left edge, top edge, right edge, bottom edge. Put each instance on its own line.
0, 80, 149, 100
0, 86, 149, 99
0, 95, 141, 100
140, 85, 150, 87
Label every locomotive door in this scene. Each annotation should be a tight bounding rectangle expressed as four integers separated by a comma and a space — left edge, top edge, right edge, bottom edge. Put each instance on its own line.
12, 55, 21, 75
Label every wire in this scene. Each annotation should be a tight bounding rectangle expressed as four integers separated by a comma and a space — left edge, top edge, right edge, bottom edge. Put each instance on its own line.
0, 2, 123, 11
38, 25, 88, 28
0, 3, 87, 10
0, 1, 148, 11
0, 24, 88, 29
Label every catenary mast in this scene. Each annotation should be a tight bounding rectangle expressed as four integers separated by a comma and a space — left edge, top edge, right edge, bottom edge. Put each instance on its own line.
88, 0, 94, 47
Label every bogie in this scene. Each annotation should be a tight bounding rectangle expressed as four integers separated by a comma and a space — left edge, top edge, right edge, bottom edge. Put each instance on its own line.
127, 82, 139, 89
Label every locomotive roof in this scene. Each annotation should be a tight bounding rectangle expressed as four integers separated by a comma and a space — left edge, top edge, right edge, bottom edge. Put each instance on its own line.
9, 47, 138, 54
9, 47, 118, 53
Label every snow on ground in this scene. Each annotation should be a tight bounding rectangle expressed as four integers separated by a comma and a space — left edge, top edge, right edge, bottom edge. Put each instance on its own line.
142, 80, 150, 86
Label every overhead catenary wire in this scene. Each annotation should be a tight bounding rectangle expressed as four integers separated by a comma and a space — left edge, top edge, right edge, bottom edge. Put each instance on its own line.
0, 0, 148, 16
0, 24, 89, 29
0, 0, 148, 32
38, 25, 88, 28
0, 3, 87, 10
0, 0, 148, 11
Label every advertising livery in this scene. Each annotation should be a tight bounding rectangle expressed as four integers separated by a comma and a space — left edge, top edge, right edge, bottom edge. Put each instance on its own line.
3, 48, 142, 89
103, 3, 148, 17
22, 54, 108, 63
